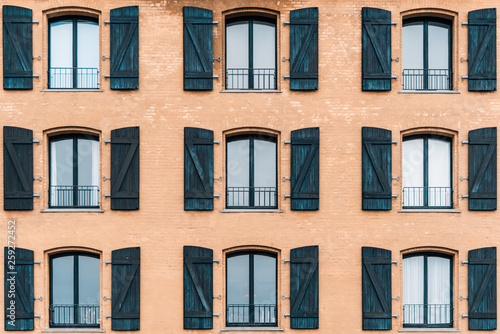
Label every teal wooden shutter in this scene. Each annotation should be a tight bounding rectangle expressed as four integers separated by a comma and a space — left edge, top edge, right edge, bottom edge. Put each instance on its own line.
468, 127, 496, 211
184, 127, 214, 210
112, 247, 140, 331
183, 7, 213, 90
184, 246, 213, 329
468, 247, 496, 330
362, 7, 392, 91
4, 126, 33, 211
290, 127, 319, 210
362, 127, 392, 210
290, 246, 319, 329
362, 247, 392, 330
110, 6, 139, 90
111, 127, 140, 210
3, 6, 33, 90
4, 247, 34, 331
468, 9, 496, 91
289, 8, 318, 90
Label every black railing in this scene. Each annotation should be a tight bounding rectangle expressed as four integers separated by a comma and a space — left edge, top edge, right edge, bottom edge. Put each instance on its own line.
402, 187, 452, 209
403, 303, 452, 326
402, 69, 451, 90
50, 185, 99, 208
226, 186, 277, 209
227, 304, 277, 326
49, 67, 99, 89
226, 68, 276, 90
50, 304, 100, 327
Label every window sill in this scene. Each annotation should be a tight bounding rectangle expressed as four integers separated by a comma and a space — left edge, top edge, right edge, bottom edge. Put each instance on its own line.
41, 209, 104, 213
398, 329, 460, 332
397, 90, 460, 94
221, 327, 283, 332
42, 329, 105, 333
220, 90, 282, 93
40, 89, 104, 92
220, 209, 284, 213
398, 209, 460, 213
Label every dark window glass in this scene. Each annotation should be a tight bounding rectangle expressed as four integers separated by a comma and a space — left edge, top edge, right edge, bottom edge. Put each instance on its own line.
49, 17, 99, 89
227, 252, 277, 327
50, 253, 100, 327
226, 134, 277, 209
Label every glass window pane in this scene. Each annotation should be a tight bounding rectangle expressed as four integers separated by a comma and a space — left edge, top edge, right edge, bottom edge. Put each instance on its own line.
50, 20, 73, 88
403, 256, 424, 325
77, 20, 99, 88
427, 257, 451, 324
227, 139, 250, 207
254, 139, 276, 207
227, 255, 250, 305
77, 139, 99, 186
254, 255, 276, 325
428, 24, 449, 70
428, 139, 451, 206
253, 22, 275, 89
227, 22, 249, 89
51, 139, 74, 186
403, 139, 424, 206
52, 256, 74, 305
78, 256, 100, 305
403, 23, 424, 70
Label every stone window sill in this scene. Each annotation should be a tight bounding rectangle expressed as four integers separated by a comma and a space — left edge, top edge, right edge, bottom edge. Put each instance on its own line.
220, 90, 282, 93
41, 209, 104, 213
398, 90, 460, 94
42, 329, 105, 333
398, 209, 460, 213
221, 327, 284, 332
40, 89, 103, 92
398, 328, 460, 332
221, 209, 284, 213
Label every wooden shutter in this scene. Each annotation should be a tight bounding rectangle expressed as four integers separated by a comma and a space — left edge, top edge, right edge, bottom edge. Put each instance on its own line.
362, 127, 392, 210
110, 6, 139, 90
112, 247, 140, 331
290, 246, 319, 329
4, 126, 33, 211
4, 247, 34, 331
362, 247, 392, 330
290, 127, 319, 210
468, 9, 496, 91
362, 7, 392, 91
3, 6, 33, 90
184, 127, 214, 210
111, 127, 140, 210
183, 7, 213, 91
468, 247, 496, 330
469, 127, 497, 211
183, 246, 213, 329
289, 8, 318, 90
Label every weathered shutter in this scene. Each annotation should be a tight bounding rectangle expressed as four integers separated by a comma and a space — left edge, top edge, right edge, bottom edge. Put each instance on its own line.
362, 7, 392, 91
184, 246, 213, 329
289, 7, 318, 90
4, 247, 34, 331
290, 128, 319, 210
4, 126, 33, 211
469, 127, 497, 211
468, 9, 496, 91
111, 127, 140, 210
112, 247, 140, 331
362, 127, 392, 210
3, 6, 33, 90
290, 246, 319, 329
362, 247, 392, 330
110, 6, 139, 90
184, 128, 214, 210
183, 7, 213, 91
468, 247, 496, 330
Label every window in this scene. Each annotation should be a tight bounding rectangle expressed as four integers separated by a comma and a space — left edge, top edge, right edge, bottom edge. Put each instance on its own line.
49, 16, 99, 89
225, 16, 276, 90
226, 134, 277, 209
50, 253, 100, 327
402, 18, 452, 90
403, 253, 452, 328
402, 135, 452, 208
49, 134, 99, 208
226, 252, 277, 327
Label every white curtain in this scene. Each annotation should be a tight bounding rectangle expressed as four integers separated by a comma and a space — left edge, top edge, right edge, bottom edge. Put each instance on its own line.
403, 256, 424, 324
427, 257, 451, 324
402, 139, 424, 206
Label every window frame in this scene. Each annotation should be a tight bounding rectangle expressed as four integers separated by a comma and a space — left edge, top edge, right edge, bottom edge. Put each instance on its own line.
402, 252, 453, 328
49, 252, 100, 328
225, 251, 278, 327
225, 133, 278, 209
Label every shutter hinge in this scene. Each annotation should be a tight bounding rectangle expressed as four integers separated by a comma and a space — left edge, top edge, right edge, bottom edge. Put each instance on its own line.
34, 261, 41, 265
103, 176, 111, 181
213, 295, 221, 300
32, 20, 39, 25
282, 57, 290, 62
462, 195, 469, 199
284, 140, 291, 145
105, 140, 112, 144
462, 141, 469, 145
391, 22, 397, 25
105, 194, 111, 198
33, 56, 41, 61
33, 74, 39, 78
213, 140, 220, 145
391, 76, 397, 80
460, 177, 469, 181
284, 313, 291, 317
284, 75, 290, 80
33, 194, 40, 198
462, 314, 469, 318
284, 195, 291, 199
33, 140, 40, 144
392, 176, 400, 181
105, 261, 113, 265
392, 296, 400, 301
212, 21, 219, 25
213, 194, 220, 199
213, 176, 222, 181
213, 57, 221, 62
34, 176, 42, 182
282, 177, 291, 182
462, 22, 469, 26
103, 296, 112, 301
392, 314, 398, 318
391, 57, 399, 62
213, 313, 220, 317
462, 76, 469, 80
104, 75, 111, 79
392, 194, 397, 199
462, 260, 469, 265
34, 296, 43, 301
391, 260, 398, 265
106, 315, 112, 319
460, 296, 468, 301
102, 55, 111, 61
283, 21, 290, 26
34, 315, 41, 318
284, 259, 291, 263
282, 295, 291, 300
391, 141, 397, 145
104, 20, 111, 25
213, 259, 219, 263
213, 75, 219, 79
461, 57, 468, 63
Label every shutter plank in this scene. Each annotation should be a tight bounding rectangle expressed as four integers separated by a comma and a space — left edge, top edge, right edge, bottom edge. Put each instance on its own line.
362, 127, 392, 210
290, 8, 318, 90
112, 247, 140, 331
290, 128, 319, 210
362, 8, 391, 91
469, 247, 496, 330
469, 127, 497, 211
184, 246, 213, 329
362, 247, 392, 330
468, 9, 496, 91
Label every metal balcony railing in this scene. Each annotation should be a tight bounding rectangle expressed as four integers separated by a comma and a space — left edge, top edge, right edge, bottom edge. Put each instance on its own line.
403, 303, 452, 326
49, 185, 99, 208
227, 304, 277, 326
226, 186, 277, 209
49, 67, 99, 89
50, 304, 100, 327
226, 68, 276, 90
402, 69, 451, 90
402, 186, 452, 209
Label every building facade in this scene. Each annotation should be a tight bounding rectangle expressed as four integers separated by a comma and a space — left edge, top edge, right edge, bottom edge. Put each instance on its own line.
0, 0, 499, 333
